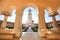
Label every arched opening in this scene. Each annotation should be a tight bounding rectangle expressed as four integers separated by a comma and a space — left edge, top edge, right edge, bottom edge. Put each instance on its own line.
44, 9, 53, 30
6, 9, 16, 29
22, 7, 38, 32
44, 7, 60, 31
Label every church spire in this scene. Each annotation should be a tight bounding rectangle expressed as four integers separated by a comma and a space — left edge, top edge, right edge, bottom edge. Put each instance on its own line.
28, 9, 32, 15
26, 9, 34, 27
28, 9, 32, 12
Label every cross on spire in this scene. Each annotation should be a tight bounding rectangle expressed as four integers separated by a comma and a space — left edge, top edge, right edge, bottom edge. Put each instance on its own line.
28, 9, 32, 12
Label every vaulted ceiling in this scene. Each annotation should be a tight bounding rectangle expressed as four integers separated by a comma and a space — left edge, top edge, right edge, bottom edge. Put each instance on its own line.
0, 0, 60, 10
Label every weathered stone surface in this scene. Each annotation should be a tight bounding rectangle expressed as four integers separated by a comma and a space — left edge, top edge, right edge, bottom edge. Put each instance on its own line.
0, 0, 60, 40
0, 33, 14, 39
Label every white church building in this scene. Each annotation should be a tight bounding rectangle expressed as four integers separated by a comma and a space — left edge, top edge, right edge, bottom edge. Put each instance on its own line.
26, 9, 34, 27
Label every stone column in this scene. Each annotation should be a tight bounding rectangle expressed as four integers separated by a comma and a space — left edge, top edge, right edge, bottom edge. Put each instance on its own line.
14, 9, 22, 37
38, 8, 47, 37
1, 11, 11, 29
48, 12, 58, 30
52, 15, 58, 28
1, 15, 8, 29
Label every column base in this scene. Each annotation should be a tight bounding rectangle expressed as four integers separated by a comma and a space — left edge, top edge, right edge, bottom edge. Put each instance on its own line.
13, 29, 22, 38
38, 31, 46, 37
50, 27, 59, 32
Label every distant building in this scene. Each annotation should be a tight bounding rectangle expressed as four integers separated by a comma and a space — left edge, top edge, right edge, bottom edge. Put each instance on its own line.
0, 20, 60, 29
46, 20, 60, 29
0, 20, 14, 29
22, 23, 38, 27
26, 9, 34, 27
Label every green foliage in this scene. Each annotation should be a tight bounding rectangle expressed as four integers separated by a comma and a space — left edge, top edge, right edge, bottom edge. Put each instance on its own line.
6, 26, 14, 29
22, 27, 28, 32
31, 26, 38, 32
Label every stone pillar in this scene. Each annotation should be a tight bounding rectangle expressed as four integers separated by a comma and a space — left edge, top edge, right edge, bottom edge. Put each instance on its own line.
48, 11, 58, 30
1, 16, 8, 29
1, 10, 11, 29
38, 8, 47, 37
52, 15, 58, 28
14, 9, 22, 37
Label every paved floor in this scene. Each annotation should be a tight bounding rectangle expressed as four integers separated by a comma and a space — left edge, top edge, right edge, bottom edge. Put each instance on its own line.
20, 32, 48, 40
26, 27, 33, 32
20, 27, 58, 40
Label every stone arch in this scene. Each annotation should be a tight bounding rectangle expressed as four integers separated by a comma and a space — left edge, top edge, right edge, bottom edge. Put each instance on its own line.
6, 8, 16, 29
45, 7, 53, 14
18, 3, 39, 36
14, 4, 50, 37
44, 7, 53, 29
21, 3, 39, 17
21, 3, 39, 29
44, 7, 59, 30
20, 5, 49, 37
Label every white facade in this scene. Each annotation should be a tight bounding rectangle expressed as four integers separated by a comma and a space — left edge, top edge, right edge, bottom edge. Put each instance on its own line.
26, 9, 34, 27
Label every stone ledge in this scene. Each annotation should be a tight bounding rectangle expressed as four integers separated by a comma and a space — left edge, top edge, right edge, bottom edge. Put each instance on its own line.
46, 33, 60, 40
46, 34, 57, 39
0, 33, 15, 39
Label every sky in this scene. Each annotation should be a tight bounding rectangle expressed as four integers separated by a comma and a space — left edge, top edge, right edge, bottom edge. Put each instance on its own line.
44, 10, 60, 23
0, 7, 60, 24
22, 7, 38, 23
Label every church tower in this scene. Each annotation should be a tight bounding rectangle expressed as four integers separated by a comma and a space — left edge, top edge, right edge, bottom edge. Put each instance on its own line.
26, 9, 34, 27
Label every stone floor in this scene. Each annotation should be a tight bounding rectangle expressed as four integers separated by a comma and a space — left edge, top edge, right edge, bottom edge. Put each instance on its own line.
20, 32, 48, 40
20, 27, 59, 40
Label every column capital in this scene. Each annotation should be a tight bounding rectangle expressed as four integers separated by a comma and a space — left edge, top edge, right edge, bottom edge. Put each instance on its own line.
2, 11, 11, 16
48, 12, 58, 17
48, 8, 58, 17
